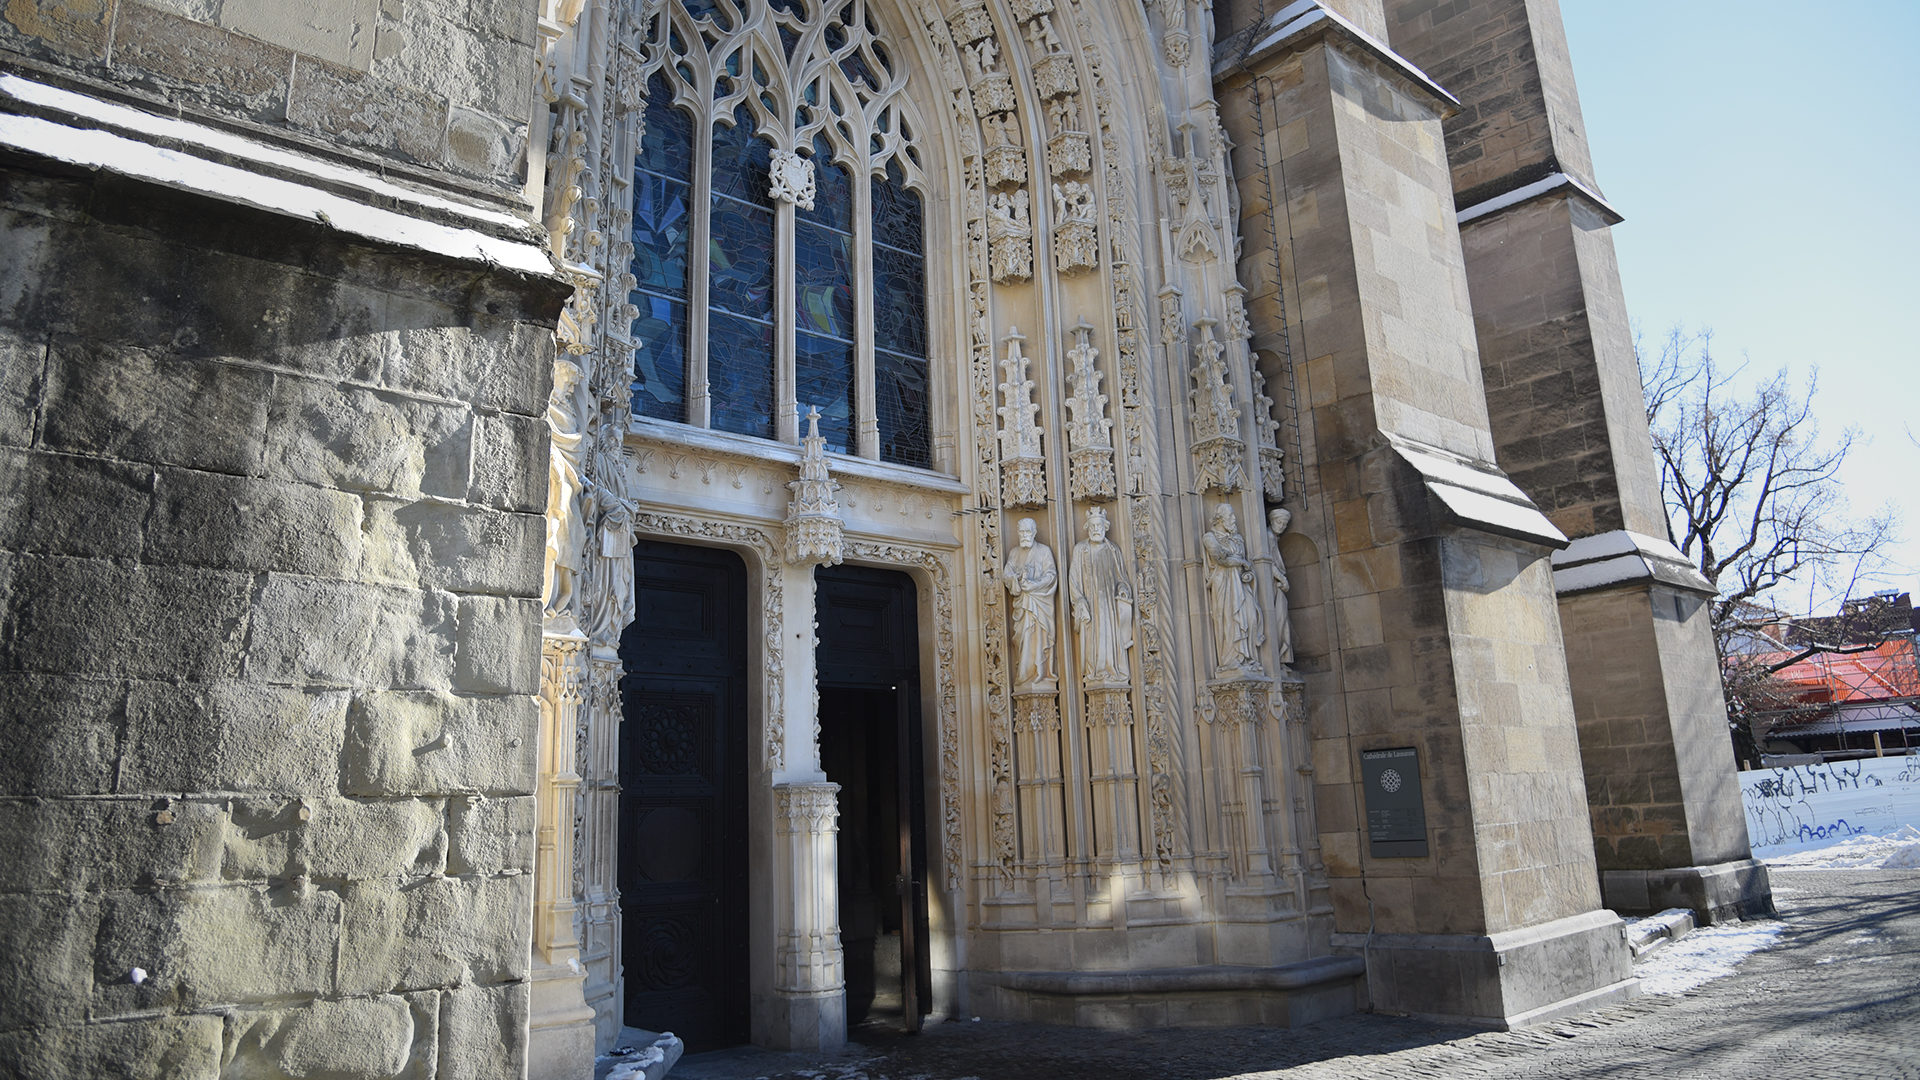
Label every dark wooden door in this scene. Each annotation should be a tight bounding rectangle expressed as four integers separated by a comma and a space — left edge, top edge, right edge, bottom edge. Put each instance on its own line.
618, 541, 749, 1051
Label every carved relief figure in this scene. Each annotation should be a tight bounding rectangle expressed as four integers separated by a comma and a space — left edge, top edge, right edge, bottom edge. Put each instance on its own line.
1069, 507, 1135, 686
1002, 518, 1059, 691
1203, 503, 1264, 675
1268, 507, 1295, 666
963, 38, 1000, 81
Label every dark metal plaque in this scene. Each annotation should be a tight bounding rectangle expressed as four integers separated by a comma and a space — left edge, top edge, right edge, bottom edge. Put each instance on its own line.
1359, 747, 1428, 858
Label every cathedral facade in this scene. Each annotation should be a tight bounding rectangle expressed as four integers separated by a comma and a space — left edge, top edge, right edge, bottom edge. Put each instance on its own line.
0, 1, 1770, 1077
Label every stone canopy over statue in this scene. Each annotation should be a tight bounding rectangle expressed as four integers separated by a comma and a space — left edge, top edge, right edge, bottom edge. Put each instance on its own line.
1069, 507, 1134, 688
1001, 517, 1058, 693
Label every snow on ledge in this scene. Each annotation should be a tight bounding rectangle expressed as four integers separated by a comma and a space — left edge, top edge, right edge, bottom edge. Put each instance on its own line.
1236, 0, 1460, 109
1389, 436, 1567, 547
1551, 529, 1713, 595
0, 73, 532, 234
0, 109, 552, 276
1457, 171, 1624, 226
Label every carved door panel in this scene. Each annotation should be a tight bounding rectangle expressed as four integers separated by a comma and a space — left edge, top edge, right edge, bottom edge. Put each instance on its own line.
618, 541, 749, 1052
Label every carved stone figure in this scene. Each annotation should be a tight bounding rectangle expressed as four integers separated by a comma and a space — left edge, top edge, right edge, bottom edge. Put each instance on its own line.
1001, 517, 1059, 692
544, 355, 592, 634
1268, 508, 1295, 666
1203, 504, 1264, 676
1070, 507, 1134, 686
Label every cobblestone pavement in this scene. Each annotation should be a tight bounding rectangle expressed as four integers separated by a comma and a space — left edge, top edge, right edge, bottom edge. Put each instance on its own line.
670, 868, 1920, 1080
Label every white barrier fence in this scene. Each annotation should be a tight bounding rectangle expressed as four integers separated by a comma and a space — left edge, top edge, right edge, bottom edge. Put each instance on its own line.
1740, 754, 1920, 857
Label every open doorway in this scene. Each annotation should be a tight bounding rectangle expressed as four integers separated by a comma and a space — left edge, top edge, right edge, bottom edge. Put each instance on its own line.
815, 566, 932, 1035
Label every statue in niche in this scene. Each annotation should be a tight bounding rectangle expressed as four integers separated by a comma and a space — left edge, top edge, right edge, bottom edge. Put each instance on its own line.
1268, 507, 1295, 666
1001, 517, 1058, 692
1203, 503, 1264, 676
1069, 507, 1135, 686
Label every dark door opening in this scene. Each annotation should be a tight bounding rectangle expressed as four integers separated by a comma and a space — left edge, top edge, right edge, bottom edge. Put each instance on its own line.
617, 541, 750, 1052
816, 566, 932, 1034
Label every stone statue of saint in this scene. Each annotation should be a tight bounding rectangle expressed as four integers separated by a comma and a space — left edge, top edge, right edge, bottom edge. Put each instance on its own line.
543, 355, 591, 634
1268, 507, 1294, 666
1069, 507, 1134, 686
1203, 503, 1264, 675
1001, 517, 1058, 691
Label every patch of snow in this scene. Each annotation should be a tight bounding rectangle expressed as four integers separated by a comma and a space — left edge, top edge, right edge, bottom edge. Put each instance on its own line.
1552, 554, 1651, 593
1765, 825, 1920, 871
1244, 2, 1459, 107
1456, 172, 1623, 225
1428, 483, 1567, 545
1633, 920, 1784, 995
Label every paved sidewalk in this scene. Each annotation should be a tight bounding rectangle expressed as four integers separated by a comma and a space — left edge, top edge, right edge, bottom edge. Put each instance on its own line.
670, 868, 1920, 1080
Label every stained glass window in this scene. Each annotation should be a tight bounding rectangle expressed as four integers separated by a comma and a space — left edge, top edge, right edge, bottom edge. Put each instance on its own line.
708, 110, 777, 439
627, 2, 932, 470
873, 161, 928, 467
631, 76, 692, 422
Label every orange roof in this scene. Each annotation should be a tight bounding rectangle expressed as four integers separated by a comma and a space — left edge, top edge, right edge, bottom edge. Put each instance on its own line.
1752, 638, 1920, 704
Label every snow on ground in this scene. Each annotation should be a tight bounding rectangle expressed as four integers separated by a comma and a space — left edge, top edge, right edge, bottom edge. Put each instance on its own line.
1764, 825, 1920, 870
1633, 920, 1786, 995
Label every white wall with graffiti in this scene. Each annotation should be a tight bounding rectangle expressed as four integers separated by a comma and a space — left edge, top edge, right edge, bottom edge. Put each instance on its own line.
1741, 755, 1920, 856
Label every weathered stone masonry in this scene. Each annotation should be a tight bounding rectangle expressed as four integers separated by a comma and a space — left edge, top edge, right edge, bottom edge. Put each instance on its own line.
0, 164, 565, 1078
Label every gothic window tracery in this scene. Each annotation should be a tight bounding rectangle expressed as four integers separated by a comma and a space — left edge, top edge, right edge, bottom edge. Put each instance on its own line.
629, 0, 931, 469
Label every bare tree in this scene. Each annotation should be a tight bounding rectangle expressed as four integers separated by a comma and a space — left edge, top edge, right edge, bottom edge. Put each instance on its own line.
1640, 328, 1902, 755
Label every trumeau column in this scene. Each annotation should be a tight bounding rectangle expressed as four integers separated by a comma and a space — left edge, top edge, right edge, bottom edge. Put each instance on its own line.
1384, 0, 1771, 924
761, 427, 848, 1051
1217, 0, 1634, 1026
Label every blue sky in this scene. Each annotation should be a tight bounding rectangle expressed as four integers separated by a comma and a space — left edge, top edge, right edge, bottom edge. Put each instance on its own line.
1558, 1, 1920, 613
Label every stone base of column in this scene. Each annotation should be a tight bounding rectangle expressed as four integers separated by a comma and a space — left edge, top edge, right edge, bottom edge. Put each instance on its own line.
528, 957, 598, 1080
1602, 858, 1774, 925
753, 989, 846, 1052
1333, 909, 1637, 1029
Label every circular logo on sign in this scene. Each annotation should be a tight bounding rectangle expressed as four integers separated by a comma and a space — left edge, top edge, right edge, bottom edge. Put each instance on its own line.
1380, 768, 1403, 794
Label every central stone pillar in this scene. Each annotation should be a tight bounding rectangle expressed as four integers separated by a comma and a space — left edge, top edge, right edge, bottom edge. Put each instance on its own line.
768, 782, 845, 1050
1383, 0, 1770, 923
1218, 1, 1634, 1026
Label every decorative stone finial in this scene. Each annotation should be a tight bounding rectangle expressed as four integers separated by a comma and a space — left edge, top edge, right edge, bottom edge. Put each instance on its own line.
785, 407, 845, 566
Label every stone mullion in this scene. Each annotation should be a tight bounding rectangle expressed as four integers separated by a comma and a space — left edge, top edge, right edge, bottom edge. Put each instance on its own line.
775, 198, 799, 443
853, 163, 879, 459
687, 117, 715, 429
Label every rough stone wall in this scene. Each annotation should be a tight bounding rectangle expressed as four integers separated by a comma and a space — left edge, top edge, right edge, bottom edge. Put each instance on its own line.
0, 0, 537, 190
0, 165, 561, 1078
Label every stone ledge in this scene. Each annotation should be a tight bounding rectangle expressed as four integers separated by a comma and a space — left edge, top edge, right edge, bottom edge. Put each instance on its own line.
987, 956, 1365, 996
1602, 859, 1775, 925
1217, 0, 1461, 117
1333, 907, 1636, 1028
1551, 529, 1714, 596
0, 70, 553, 276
